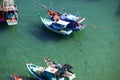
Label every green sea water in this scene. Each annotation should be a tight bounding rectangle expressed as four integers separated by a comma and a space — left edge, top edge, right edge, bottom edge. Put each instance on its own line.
0, 0, 120, 80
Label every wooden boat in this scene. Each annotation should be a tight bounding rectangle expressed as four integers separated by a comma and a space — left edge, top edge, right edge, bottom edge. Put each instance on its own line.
33, 0, 86, 31
12, 74, 29, 80
44, 57, 62, 68
47, 10, 86, 24
0, 0, 18, 25
40, 17, 73, 35
44, 57, 73, 71
5, 10, 18, 25
13, 74, 23, 80
26, 58, 76, 80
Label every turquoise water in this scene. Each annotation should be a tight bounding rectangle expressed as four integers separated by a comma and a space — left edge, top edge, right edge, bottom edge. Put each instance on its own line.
0, 0, 120, 80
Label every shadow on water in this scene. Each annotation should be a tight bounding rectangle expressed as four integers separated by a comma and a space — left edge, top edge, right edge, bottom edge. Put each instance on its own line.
0, 22, 9, 32
116, 6, 120, 16
29, 24, 73, 42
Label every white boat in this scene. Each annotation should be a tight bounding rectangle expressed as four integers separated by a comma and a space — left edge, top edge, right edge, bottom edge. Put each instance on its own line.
26, 58, 76, 80
33, 0, 86, 33
5, 7, 18, 25
40, 17, 73, 35
2, 0, 18, 25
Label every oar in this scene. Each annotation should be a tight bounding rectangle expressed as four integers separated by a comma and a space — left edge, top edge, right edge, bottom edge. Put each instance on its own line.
33, 0, 49, 11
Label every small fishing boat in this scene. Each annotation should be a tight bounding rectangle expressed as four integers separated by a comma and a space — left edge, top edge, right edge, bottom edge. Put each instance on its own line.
40, 17, 73, 35
5, 10, 18, 25
11, 74, 30, 80
13, 74, 24, 80
0, 0, 18, 25
0, 7, 5, 22
33, 0, 86, 31
44, 57, 62, 68
47, 10, 86, 24
44, 57, 73, 71
26, 58, 76, 80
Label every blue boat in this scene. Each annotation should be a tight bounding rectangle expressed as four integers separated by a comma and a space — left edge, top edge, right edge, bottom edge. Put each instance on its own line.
33, 0, 86, 31
40, 17, 73, 35
48, 10, 86, 24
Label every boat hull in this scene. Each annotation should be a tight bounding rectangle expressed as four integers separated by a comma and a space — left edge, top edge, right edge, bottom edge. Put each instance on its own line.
26, 63, 44, 80
6, 19, 18, 25
40, 17, 72, 35
0, 10, 5, 22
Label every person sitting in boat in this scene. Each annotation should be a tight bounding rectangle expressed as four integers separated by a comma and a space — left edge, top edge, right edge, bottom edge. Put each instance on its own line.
37, 67, 44, 74
2, 0, 15, 11
53, 13, 60, 22
48, 10, 60, 22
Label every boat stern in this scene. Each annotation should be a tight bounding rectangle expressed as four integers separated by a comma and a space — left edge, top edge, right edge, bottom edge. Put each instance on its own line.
6, 19, 18, 25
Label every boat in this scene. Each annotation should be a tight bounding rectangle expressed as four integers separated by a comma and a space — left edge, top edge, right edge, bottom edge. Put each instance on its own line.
26, 58, 76, 80
0, 0, 18, 25
0, 6, 5, 22
33, 0, 86, 31
44, 57, 62, 68
47, 10, 86, 24
11, 74, 30, 80
44, 57, 73, 71
40, 17, 73, 35
5, 10, 18, 25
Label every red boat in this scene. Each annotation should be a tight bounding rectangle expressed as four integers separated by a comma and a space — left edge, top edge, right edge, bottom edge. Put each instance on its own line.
13, 74, 29, 80
13, 74, 23, 80
0, 9, 5, 22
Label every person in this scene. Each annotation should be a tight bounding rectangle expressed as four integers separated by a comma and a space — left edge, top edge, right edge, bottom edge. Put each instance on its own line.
37, 67, 44, 74
53, 13, 60, 22
47, 10, 60, 22
2, 0, 15, 11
